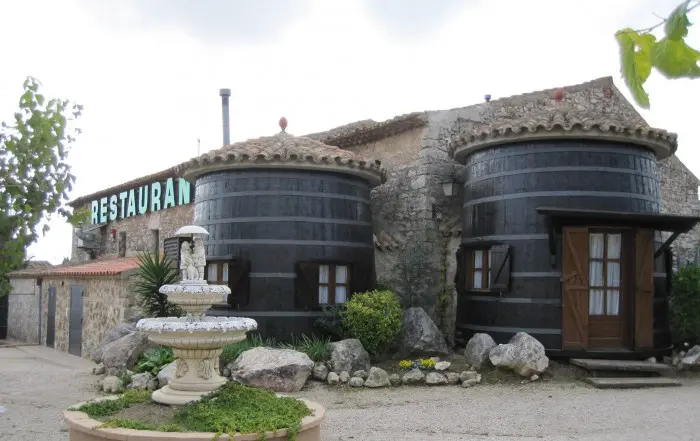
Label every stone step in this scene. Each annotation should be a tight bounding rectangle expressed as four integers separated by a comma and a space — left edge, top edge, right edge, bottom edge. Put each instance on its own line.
584, 377, 682, 389
570, 358, 673, 377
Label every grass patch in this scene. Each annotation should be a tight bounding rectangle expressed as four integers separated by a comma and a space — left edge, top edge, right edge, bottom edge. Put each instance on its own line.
220, 334, 276, 365
279, 334, 331, 362
72, 383, 312, 441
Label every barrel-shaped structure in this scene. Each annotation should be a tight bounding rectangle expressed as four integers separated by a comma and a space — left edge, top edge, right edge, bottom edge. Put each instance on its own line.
453, 110, 681, 356
175, 127, 385, 341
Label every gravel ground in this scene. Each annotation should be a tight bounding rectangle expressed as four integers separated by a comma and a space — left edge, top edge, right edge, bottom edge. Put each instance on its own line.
2, 346, 699, 441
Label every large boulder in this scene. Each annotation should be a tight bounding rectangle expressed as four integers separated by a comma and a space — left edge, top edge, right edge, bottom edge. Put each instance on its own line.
328, 339, 371, 374
102, 331, 153, 376
91, 323, 136, 363
402, 307, 449, 356
158, 361, 177, 388
363, 367, 391, 388
488, 332, 549, 377
464, 333, 497, 369
230, 347, 314, 393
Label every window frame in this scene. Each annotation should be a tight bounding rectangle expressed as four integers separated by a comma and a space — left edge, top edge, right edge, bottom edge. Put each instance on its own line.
205, 260, 231, 286
588, 229, 624, 317
318, 263, 351, 305
468, 247, 492, 292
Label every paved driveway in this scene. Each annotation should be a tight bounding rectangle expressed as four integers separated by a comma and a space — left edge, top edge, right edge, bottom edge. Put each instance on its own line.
1, 345, 698, 441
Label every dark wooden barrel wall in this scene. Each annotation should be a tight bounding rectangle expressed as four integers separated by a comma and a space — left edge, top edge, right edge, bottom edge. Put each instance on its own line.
194, 169, 375, 341
456, 140, 663, 350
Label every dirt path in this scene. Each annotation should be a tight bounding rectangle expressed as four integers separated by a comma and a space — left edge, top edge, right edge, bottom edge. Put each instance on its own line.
1, 346, 698, 441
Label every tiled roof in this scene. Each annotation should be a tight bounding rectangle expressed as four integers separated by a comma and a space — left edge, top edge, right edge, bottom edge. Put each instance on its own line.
40, 257, 141, 277
8, 261, 55, 278
305, 112, 428, 148
177, 130, 387, 187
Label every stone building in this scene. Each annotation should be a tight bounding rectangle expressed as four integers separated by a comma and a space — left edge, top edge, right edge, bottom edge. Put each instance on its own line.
11, 75, 696, 357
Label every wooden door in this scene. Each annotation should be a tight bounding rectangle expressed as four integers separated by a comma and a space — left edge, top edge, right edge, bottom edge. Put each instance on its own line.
634, 228, 654, 350
587, 230, 627, 349
46, 286, 56, 348
561, 227, 590, 349
68, 285, 84, 357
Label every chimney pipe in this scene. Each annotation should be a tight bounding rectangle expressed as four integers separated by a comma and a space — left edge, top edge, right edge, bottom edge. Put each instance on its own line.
219, 88, 231, 146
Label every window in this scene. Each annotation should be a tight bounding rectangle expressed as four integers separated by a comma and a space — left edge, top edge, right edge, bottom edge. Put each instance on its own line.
319, 264, 350, 305
470, 249, 491, 289
118, 232, 127, 257
205, 261, 229, 285
151, 229, 160, 254
460, 245, 511, 292
588, 232, 622, 316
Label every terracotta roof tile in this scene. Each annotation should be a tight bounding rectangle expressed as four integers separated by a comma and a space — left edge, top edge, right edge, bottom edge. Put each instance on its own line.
8, 261, 55, 278
305, 112, 428, 148
41, 257, 140, 277
177, 130, 387, 187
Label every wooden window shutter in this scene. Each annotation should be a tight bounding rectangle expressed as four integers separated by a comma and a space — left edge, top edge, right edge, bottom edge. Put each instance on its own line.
490, 245, 512, 292
295, 262, 320, 308
350, 262, 372, 295
163, 236, 185, 272
561, 227, 590, 349
454, 247, 466, 292
227, 260, 251, 308
465, 250, 474, 291
634, 228, 655, 350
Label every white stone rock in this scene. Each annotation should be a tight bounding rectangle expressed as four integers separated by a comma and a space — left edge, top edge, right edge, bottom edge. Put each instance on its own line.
459, 370, 478, 382
128, 373, 153, 390
425, 372, 448, 385
352, 369, 368, 380
461, 379, 478, 388
339, 371, 350, 383
445, 372, 461, 384
349, 377, 364, 387
328, 339, 371, 374
102, 376, 124, 394
488, 332, 549, 377
92, 364, 105, 375
402, 369, 425, 385
327, 372, 340, 385
101, 332, 154, 376
435, 361, 451, 371
389, 373, 401, 386
464, 333, 497, 370
230, 347, 314, 393
313, 362, 329, 381
530, 374, 540, 382
364, 367, 391, 388
158, 361, 176, 388
402, 307, 449, 356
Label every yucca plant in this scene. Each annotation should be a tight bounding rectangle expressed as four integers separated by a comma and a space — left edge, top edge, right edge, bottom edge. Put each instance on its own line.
133, 251, 183, 318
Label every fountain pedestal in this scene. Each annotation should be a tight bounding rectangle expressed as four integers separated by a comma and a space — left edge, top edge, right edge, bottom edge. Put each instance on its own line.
136, 233, 257, 405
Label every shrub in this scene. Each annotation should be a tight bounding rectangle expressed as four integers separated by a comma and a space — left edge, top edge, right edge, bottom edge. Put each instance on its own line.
670, 265, 700, 342
313, 304, 347, 340
220, 333, 276, 365
280, 334, 331, 362
134, 346, 174, 376
133, 251, 183, 318
342, 290, 403, 356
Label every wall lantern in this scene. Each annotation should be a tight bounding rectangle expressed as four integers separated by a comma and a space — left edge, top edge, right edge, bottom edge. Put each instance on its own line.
441, 180, 458, 197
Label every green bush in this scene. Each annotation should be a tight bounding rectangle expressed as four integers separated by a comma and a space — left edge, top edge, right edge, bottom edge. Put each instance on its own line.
134, 346, 174, 376
280, 334, 331, 362
342, 290, 403, 356
220, 333, 276, 365
133, 251, 183, 318
670, 265, 700, 342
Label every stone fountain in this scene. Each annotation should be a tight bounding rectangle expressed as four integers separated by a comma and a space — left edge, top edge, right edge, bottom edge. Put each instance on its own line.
136, 225, 258, 405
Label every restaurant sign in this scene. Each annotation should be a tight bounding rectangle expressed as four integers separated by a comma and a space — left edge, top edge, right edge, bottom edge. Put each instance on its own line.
90, 177, 192, 225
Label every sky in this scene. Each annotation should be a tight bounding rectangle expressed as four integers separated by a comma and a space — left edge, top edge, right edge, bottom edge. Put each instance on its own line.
1, 0, 698, 264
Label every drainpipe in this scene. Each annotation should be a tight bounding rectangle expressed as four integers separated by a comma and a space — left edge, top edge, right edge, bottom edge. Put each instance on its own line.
219, 88, 231, 146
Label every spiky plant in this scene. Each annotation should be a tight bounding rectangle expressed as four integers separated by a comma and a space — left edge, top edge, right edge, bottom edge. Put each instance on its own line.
133, 251, 183, 318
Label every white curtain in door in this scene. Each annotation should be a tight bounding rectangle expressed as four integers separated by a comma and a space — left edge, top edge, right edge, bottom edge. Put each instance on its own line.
319, 265, 329, 304
335, 265, 348, 304
473, 250, 483, 289
606, 234, 622, 315
589, 234, 605, 315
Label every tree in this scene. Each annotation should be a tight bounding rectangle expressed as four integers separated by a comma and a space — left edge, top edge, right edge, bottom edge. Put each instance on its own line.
616, 1, 700, 108
0, 77, 87, 297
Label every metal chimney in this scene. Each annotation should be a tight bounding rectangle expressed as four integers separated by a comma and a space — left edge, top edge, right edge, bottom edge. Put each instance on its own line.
219, 88, 231, 146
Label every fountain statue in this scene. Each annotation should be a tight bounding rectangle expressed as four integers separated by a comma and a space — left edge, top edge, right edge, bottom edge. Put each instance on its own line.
136, 225, 257, 405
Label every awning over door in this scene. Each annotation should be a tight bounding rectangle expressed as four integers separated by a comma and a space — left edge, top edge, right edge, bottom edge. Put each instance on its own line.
536, 207, 700, 259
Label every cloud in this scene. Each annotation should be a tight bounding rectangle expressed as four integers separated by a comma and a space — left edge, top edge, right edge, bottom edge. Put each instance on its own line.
77, 0, 312, 46
362, 0, 474, 41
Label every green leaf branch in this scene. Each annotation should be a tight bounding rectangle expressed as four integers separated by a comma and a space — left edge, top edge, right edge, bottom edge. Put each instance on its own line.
616, 1, 700, 108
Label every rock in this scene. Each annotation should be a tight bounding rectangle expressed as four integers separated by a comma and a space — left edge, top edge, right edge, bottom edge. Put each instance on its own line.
102, 376, 124, 394
91, 323, 137, 363
459, 370, 478, 382
327, 372, 340, 385
339, 371, 350, 383
364, 367, 391, 388
435, 361, 451, 371
680, 345, 700, 369
461, 379, 478, 388
389, 373, 401, 386
102, 332, 154, 376
352, 369, 368, 380
222, 367, 231, 377
425, 372, 448, 385
445, 372, 460, 384
158, 361, 176, 388
348, 377, 364, 387
530, 374, 539, 382
127, 373, 153, 390
92, 364, 105, 375
147, 377, 159, 390
646, 357, 657, 363
488, 332, 549, 377
230, 347, 314, 393
402, 307, 449, 356
402, 369, 425, 385
313, 363, 329, 381
328, 339, 371, 374
464, 333, 497, 369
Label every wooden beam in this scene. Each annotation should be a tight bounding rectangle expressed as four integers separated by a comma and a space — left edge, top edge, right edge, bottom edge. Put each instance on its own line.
654, 231, 681, 259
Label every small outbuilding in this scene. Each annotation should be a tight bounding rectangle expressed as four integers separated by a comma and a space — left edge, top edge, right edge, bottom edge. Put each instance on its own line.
453, 108, 700, 358
175, 120, 386, 341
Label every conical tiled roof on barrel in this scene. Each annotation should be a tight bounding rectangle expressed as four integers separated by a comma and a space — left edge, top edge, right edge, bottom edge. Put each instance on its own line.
176, 122, 387, 187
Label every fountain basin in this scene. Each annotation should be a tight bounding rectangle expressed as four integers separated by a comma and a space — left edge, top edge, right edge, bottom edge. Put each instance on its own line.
63, 397, 325, 441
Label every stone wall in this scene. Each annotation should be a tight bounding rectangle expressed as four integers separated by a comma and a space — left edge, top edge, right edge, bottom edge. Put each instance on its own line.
659, 155, 700, 268
7, 277, 41, 343
72, 204, 194, 263
41, 274, 137, 358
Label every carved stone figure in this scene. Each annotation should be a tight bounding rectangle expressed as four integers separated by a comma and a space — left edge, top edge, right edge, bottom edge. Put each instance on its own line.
193, 237, 206, 281
175, 359, 189, 378
198, 358, 214, 380
180, 241, 198, 281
